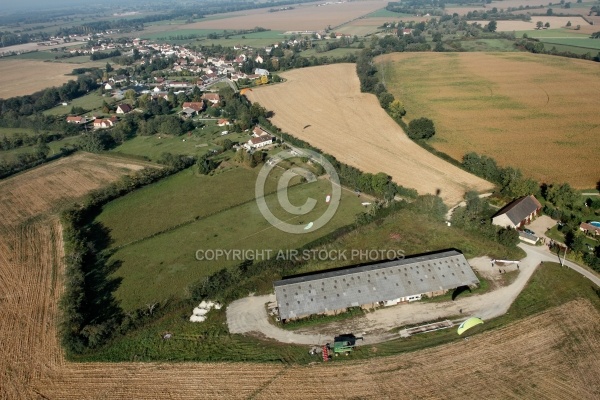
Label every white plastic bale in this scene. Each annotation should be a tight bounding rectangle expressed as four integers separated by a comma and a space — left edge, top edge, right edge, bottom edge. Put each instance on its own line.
190, 315, 206, 322
193, 307, 208, 316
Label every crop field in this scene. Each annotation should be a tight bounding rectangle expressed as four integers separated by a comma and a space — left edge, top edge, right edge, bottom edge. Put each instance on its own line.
1, 150, 599, 398
377, 52, 600, 188
0, 153, 151, 227
0, 59, 79, 99
176, 0, 389, 31
97, 166, 366, 310
246, 64, 493, 205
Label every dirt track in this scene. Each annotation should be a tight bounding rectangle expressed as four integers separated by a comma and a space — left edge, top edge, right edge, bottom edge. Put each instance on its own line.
246, 64, 494, 206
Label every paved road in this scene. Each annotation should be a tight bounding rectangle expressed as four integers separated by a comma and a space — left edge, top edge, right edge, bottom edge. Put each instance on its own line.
226, 244, 599, 346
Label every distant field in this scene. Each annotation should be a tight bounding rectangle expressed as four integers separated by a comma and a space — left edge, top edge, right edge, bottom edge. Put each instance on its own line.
99, 166, 365, 310
377, 52, 600, 188
246, 64, 493, 205
0, 136, 79, 163
540, 37, 600, 50
44, 92, 110, 116
476, 17, 591, 32
364, 9, 411, 18
300, 47, 362, 58
458, 38, 517, 52
0, 59, 78, 98
179, 0, 389, 31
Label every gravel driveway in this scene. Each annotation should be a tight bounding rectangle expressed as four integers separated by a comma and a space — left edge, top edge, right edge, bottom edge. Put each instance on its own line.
226, 244, 599, 346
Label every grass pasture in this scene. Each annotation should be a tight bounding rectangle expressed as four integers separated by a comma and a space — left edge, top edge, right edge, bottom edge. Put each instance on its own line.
376, 52, 600, 188
111, 121, 247, 161
0, 136, 80, 163
98, 165, 366, 310
44, 92, 111, 116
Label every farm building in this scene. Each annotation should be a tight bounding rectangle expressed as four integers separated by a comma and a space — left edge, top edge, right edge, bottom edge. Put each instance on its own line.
274, 249, 479, 321
492, 195, 542, 229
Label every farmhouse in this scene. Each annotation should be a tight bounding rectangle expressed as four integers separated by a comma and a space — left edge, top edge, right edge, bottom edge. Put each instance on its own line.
66, 116, 86, 124
252, 126, 271, 138
93, 116, 118, 129
202, 93, 220, 105
492, 195, 542, 229
246, 135, 273, 149
116, 104, 132, 114
182, 102, 205, 112
218, 119, 231, 126
274, 250, 479, 321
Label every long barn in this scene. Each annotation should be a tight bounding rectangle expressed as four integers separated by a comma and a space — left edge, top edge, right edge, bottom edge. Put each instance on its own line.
274, 249, 479, 321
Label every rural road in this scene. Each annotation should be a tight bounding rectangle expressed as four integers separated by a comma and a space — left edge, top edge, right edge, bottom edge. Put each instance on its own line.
227, 244, 600, 346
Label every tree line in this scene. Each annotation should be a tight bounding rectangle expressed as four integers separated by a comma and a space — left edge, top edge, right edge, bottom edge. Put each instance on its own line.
59, 160, 195, 355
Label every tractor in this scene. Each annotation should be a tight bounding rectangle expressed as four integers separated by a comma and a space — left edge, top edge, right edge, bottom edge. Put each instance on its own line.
327, 334, 363, 357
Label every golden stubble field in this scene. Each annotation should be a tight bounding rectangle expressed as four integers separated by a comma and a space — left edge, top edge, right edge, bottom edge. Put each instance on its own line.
183, 0, 388, 31
377, 52, 600, 188
0, 59, 82, 99
246, 64, 493, 205
1, 153, 599, 398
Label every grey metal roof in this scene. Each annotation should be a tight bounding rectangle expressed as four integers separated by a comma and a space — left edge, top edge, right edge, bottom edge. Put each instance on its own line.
274, 250, 479, 320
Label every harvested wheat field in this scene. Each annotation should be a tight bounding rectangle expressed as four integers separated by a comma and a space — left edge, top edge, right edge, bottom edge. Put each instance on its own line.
246, 64, 493, 205
1, 154, 599, 398
377, 52, 600, 188
0, 153, 151, 228
0, 59, 80, 99
186, 0, 388, 31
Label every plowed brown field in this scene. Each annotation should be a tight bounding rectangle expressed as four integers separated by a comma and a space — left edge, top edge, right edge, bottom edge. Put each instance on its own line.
246, 64, 493, 205
376, 52, 600, 188
1, 153, 599, 399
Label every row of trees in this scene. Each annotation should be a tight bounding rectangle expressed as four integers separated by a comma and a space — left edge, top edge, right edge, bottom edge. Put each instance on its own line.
0, 74, 99, 118
59, 160, 196, 354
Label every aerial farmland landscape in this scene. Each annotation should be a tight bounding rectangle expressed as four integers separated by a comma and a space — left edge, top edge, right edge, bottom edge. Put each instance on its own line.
0, 0, 599, 399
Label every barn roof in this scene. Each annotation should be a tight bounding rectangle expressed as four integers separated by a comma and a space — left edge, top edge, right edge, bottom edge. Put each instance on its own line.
274, 249, 478, 320
493, 195, 542, 226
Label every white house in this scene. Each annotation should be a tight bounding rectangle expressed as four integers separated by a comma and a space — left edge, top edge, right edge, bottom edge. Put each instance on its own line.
246, 135, 273, 149
254, 68, 270, 76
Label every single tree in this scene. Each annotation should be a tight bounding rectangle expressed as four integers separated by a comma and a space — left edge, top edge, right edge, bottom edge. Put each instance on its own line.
407, 117, 435, 140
